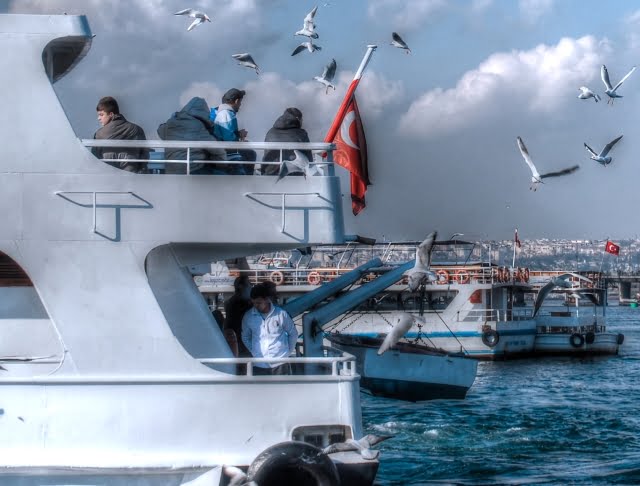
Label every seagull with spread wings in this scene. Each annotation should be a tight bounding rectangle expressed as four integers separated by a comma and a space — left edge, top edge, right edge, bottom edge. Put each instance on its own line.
377, 313, 414, 355
405, 231, 438, 291
533, 273, 592, 317
295, 6, 319, 39
516, 137, 580, 191
314, 58, 336, 94
601, 64, 636, 104
584, 135, 623, 166
276, 150, 317, 181
232, 53, 260, 74
390, 32, 411, 53
291, 41, 322, 56
174, 8, 211, 31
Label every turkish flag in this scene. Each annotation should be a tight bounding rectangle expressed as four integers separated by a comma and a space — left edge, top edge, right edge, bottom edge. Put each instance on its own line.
605, 240, 620, 256
326, 93, 370, 215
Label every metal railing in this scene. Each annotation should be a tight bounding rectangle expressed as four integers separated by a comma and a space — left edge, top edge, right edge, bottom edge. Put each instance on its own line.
81, 139, 336, 175
199, 346, 356, 378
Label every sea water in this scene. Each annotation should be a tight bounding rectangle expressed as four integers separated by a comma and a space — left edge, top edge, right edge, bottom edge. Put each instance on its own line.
362, 305, 640, 485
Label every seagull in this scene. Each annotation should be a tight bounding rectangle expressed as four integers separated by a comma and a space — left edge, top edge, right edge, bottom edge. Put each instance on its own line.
295, 6, 319, 39
516, 136, 580, 191
577, 86, 600, 102
378, 313, 414, 355
232, 53, 260, 74
291, 41, 322, 56
390, 32, 411, 54
222, 465, 257, 486
601, 64, 636, 104
314, 58, 337, 94
322, 434, 393, 460
584, 135, 623, 166
405, 231, 438, 291
533, 273, 592, 317
276, 150, 317, 181
174, 8, 211, 31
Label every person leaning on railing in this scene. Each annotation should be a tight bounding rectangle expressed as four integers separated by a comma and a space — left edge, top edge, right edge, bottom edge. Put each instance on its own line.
156, 96, 228, 175
92, 96, 149, 174
262, 107, 312, 175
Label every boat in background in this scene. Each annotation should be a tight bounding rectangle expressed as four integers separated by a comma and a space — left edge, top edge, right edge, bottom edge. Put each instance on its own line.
328, 333, 478, 401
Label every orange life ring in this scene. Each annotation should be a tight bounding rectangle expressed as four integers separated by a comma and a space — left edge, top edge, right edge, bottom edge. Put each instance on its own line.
455, 270, 470, 284
523, 268, 530, 283
307, 271, 321, 285
492, 267, 500, 282
515, 268, 523, 282
501, 267, 510, 283
436, 269, 449, 285
270, 271, 284, 285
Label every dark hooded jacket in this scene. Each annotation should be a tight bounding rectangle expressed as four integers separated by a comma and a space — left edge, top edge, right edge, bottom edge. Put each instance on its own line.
262, 108, 312, 175
157, 97, 227, 174
92, 114, 149, 173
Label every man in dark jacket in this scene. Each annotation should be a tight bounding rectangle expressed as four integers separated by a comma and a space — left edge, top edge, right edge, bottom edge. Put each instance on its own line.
157, 97, 227, 174
262, 107, 312, 175
92, 96, 149, 173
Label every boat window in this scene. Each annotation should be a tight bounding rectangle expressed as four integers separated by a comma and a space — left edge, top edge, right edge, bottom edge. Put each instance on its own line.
357, 290, 458, 312
42, 36, 92, 83
0, 252, 63, 374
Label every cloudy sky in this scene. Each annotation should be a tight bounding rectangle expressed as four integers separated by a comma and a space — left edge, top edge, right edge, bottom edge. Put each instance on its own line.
4, 0, 640, 241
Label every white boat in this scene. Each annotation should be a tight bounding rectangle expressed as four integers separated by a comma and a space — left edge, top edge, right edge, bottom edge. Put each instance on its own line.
327, 334, 478, 401
0, 13, 378, 485
534, 288, 623, 356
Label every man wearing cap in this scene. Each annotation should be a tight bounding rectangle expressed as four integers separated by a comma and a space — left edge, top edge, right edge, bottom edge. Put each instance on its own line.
210, 88, 256, 175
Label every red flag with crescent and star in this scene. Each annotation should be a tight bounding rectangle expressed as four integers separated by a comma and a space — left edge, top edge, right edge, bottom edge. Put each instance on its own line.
331, 95, 370, 215
605, 240, 620, 256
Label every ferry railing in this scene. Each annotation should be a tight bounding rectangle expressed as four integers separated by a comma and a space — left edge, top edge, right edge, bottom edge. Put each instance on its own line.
460, 308, 534, 322
81, 140, 336, 175
199, 346, 356, 378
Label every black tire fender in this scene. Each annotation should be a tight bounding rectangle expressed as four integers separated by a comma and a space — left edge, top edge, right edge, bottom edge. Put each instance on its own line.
570, 333, 584, 348
617, 333, 625, 345
247, 441, 340, 486
481, 329, 500, 348
585, 331, 595, 345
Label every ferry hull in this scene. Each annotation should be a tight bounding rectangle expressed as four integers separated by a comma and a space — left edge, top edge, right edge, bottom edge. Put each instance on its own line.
533, 332, 621, 356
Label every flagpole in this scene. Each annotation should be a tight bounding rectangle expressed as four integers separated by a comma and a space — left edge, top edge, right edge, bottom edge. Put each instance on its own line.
512, 229, 517, 270
324, 45, 378, 144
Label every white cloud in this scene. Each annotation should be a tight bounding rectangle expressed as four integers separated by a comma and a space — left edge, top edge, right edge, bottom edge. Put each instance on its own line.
399, 36, 609, 137
624, 9, 640, 49
519, 0, 554, 23
367, 0, 446, 31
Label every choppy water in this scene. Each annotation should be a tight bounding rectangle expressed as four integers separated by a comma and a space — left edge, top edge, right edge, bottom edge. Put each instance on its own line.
362, 305, 640, 485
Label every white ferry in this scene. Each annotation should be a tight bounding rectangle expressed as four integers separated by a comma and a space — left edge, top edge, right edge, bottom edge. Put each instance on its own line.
0, 13, 379, 485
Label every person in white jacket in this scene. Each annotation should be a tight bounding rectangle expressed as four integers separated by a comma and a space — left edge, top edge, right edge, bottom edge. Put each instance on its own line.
241, 283, 298, 375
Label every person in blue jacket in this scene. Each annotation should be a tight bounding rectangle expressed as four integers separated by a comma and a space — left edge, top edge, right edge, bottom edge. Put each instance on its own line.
210, 88, 256, 175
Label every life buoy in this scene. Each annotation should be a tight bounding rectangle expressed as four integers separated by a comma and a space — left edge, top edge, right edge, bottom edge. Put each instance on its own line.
307, 271, 321, 285
492, 267, 500, 282
436, 269, 449, 285
455, 270, 470, 284
270, 271, 284, 285
482, 329, 500, 347
523, 268, 530, 283
585, 331, 595, 345
247, 441, 339, 486
498, 267, 508, 283
516, 268, 525, 283
570, 333, 584, 348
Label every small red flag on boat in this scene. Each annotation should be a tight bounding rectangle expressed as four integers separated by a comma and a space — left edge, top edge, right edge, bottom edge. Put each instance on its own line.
515, 229, 522, 249
605, 240, 620, 256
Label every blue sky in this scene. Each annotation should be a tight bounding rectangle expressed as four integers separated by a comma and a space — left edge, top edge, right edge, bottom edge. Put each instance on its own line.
5, 0, 640, 241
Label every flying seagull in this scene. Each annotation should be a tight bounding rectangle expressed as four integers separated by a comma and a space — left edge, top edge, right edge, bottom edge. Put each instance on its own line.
174, 8, 211, 31
314, 58, 337, 94
276, 150, 317, 181
295, 6, 319, 39
405, 231, 438, 291
533, 273, 592, 317
577, 86, 600, 102
323, 434, 393, 460
516, 136, 580, 191
601, 64, 636, 104
390, 32, 411, 53
291, 41, 322, 56
232, 53, 259, 74
584, 135, 623, 166
378, 313, 414, 355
